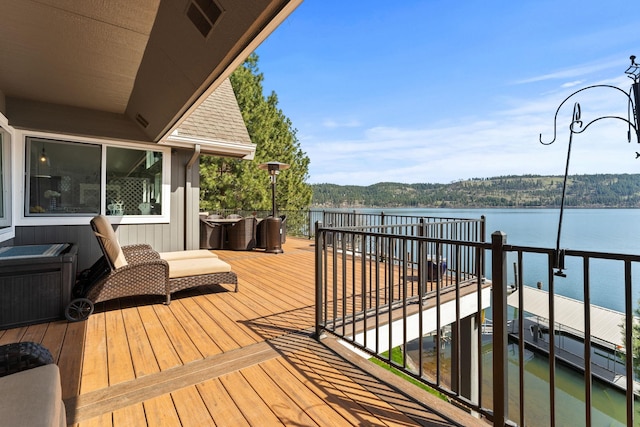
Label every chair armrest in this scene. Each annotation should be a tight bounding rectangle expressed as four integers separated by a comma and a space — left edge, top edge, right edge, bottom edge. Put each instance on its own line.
122, 244, 153, 255
125, 249, 161, 264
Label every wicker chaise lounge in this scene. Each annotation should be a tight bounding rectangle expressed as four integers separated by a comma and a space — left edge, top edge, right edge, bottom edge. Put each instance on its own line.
65, 215, 238, 321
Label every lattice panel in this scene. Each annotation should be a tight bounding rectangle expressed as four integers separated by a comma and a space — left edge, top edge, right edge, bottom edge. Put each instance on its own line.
108, 178, 149, 215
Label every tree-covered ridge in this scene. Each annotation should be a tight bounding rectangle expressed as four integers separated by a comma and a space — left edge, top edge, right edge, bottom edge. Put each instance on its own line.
311, 174, 640, 208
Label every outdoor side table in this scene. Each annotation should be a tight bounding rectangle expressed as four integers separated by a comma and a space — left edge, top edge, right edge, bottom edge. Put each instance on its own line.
0, 243, 78, 329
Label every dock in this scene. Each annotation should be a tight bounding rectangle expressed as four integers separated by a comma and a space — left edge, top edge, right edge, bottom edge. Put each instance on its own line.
506, 287, 638, 394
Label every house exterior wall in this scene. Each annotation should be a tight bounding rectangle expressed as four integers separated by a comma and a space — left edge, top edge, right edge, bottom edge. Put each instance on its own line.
14, 148, 201, 271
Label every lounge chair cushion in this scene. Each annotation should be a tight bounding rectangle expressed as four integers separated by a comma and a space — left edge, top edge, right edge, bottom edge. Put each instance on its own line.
0, 364, 66, 427
168, 257, 232, 279
91, 215, 128, 269
159, 250, 218, 261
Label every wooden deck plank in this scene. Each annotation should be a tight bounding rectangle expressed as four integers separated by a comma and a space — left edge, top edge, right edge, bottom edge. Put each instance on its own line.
66, 341, 279, 424
20, 322, 49, 343
284, 341, 423, 427
105, 307, 135, 386
58, 319, 87, 399
136, 305, 182, 371
218, 370, 283, 426
268, 356, 364, 425
79, 413, 112, 427
151, 303, 202, 365
233, 257, 316, 307
269, 332, 420, 426
121, 307, 160, 378
240, 361, 322, 426
171, 386, 216, 427
0, 325, 26, 344
40, 321, 71, 362
196, 292, 264, 345
142, 394, 182, 427
178, 296, 245, 353
167, 298, 223, 358
196, 379, 251, 427
80, 312, 108, 395
112, 404, 147, 427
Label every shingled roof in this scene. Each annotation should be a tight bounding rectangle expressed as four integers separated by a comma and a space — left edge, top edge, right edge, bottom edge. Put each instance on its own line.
167, 78, 255, 159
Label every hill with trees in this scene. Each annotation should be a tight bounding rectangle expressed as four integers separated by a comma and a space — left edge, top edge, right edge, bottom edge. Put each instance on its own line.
311, 174, 640, 208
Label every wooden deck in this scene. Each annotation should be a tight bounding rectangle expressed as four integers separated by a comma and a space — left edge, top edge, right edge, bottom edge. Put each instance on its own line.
0, 237, 486, 426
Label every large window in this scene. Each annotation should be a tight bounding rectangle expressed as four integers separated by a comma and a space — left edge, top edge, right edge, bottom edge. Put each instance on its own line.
0, 127, 10, 228
105, 146, 163, 216
27, 138, 101, 215
26, 137, 164, 217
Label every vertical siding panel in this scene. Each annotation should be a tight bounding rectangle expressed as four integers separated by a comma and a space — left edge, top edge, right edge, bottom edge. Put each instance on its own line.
15, 224, 97, 270
186, 154, 200, 250
171, 149, 185, 250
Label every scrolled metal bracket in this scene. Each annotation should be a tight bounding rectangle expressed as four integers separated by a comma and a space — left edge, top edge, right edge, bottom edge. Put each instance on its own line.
540, 56, 640, 277
541, 56, 640, 148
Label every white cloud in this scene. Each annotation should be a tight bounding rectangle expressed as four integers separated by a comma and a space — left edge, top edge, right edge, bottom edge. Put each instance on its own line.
304, 78, 640, 186
322, 118, 362, 129
513, 58, 624, 85
561, 80, 585, 88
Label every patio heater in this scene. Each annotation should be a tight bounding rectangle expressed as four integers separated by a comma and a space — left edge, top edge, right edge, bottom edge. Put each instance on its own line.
540, 55, 640, 277
258, 161, 290, 253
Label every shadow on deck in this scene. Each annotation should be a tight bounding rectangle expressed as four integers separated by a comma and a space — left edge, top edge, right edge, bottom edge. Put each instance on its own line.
0, 237, 486, 426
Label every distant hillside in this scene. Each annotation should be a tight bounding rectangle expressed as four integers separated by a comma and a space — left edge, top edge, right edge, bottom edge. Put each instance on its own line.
311, 174, 640, 208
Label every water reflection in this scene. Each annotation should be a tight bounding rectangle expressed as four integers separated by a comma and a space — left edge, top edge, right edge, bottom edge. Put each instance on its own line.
406, 332, 638, 426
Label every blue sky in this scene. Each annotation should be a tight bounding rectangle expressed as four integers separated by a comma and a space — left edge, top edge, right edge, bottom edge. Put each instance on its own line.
255, 1, 640, 185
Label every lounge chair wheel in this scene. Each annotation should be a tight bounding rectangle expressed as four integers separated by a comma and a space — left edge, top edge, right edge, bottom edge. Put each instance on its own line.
65, 298, 94, 322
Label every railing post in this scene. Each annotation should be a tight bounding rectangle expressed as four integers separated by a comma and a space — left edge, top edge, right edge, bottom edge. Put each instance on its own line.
491, 231, 508, 426
480, 216, 486, 278
314, 221, 325, 340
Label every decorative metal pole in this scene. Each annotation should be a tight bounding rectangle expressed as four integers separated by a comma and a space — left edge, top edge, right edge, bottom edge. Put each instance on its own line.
540, 56, 640, 276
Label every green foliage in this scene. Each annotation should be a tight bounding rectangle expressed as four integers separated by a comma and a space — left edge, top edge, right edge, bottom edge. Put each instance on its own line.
372, 347, 448, 401
620, 300, 640, 379
200, 53, 312, 213
312, 174, 640, 208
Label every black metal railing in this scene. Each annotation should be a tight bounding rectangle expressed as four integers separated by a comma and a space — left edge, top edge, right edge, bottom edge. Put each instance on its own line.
315, 222, 640, 427
209, 208, 486, 241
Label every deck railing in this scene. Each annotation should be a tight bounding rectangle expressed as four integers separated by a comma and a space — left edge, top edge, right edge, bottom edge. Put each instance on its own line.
314, 220, 640, 427
211, 208, 485, 240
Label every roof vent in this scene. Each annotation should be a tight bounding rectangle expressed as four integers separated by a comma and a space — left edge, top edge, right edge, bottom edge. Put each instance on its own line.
135, 113, 149, 128
187, 0, 222, 38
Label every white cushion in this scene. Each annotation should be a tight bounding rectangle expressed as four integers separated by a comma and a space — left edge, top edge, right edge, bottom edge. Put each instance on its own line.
168, 258, 231, 279
159, 250, 218, 261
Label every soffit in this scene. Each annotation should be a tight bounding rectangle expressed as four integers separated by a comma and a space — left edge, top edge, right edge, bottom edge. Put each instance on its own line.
0, 0, 157, 113
0, 0, 301, 144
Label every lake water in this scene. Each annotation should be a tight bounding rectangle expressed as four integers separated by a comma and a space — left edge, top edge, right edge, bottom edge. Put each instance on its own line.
353, 207, 640, 425
355, 207, 640, 312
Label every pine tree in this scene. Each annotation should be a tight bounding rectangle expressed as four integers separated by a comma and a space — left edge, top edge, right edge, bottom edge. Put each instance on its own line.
200, 53, 312, 213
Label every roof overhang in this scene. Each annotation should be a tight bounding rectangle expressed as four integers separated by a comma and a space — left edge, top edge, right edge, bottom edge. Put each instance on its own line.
164, 133, 256, 159
0, 0, 301, 148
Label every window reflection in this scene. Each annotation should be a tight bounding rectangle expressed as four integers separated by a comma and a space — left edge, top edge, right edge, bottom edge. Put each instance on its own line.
27, 138, 101, 215
105, 147, 162, 216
